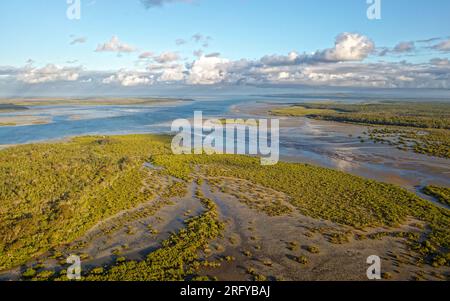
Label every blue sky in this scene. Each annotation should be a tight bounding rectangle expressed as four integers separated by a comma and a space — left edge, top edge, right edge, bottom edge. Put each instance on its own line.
1, 0, 450, 94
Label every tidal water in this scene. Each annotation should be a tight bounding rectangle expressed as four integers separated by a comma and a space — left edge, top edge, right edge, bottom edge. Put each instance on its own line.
0, 98, 246, 145
0, 95, 449, 198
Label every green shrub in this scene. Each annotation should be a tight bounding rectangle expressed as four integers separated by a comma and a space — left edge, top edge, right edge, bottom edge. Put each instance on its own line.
306, 246, 320, 254
22, 268, 37, 278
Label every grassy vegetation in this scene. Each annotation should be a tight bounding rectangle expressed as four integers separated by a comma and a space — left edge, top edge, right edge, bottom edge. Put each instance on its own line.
153, 153, 450, 267
207, 178, 292, 216
327, 232, 350, 244
271, 101, 450, 129
271, 101, 450, 158
213, 119, 261, 126
423, 186, 450, 206
366, 128, 450, 159
81, 180, 185, 245
155, 154, 425, 227
1, 133, 449, 278
0, 134, 172, 271
306, 245, 320, 254
295, 255, 308, 265
271, 106, 338, 117
80, 189, 224, 281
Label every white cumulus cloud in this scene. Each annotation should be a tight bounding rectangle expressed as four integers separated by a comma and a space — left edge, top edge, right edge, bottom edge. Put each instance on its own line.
17, 64, 80, 84
187, 56, 229, 85
159, 65, 185, 82
103, 70, 153, 86
315, 33, 375, 62
95, 36, 137, 53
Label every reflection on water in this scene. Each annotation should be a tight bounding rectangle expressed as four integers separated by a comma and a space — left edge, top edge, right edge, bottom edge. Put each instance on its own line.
0, 99, 244, 145
279, 115, 450, 195
0, 97, 449, 195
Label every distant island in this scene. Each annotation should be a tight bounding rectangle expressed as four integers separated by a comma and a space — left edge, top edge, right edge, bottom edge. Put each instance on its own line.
0, 98, 193, 127
0, 97, 193, 107
0, 103, 29, 112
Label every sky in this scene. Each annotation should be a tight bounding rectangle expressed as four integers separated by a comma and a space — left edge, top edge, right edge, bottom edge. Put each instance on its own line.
1, 0, 450, 96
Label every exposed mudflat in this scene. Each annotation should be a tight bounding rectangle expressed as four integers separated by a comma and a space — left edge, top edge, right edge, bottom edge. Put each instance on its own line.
2, 169, 448, 281
196, 176, 447, 281
0, 99, 448, 281
232, 102, 450, 198
0, 115, 50, 126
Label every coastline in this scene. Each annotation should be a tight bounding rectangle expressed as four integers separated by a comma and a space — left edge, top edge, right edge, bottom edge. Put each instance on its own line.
0, 133, 448, 281
1, 132, 448, 209
1, 103, 448, 197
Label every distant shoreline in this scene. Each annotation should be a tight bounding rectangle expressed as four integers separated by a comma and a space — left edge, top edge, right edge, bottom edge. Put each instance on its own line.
0, 97, 194, 107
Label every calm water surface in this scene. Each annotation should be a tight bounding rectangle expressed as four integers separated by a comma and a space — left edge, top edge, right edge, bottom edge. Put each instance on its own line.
0, 96, 448, 199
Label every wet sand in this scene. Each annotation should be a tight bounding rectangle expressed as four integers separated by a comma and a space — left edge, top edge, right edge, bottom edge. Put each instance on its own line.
0, 98, 190, 107
2, 171, 447, 281
0, 99, 448, 281
232, 102, 450, 197
0, 115, 51, 126
200, 177, 440, 281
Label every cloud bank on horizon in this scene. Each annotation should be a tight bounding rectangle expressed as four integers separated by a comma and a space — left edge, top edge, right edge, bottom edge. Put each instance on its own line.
0, 0, 450, 94
4, 32, 450, 90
